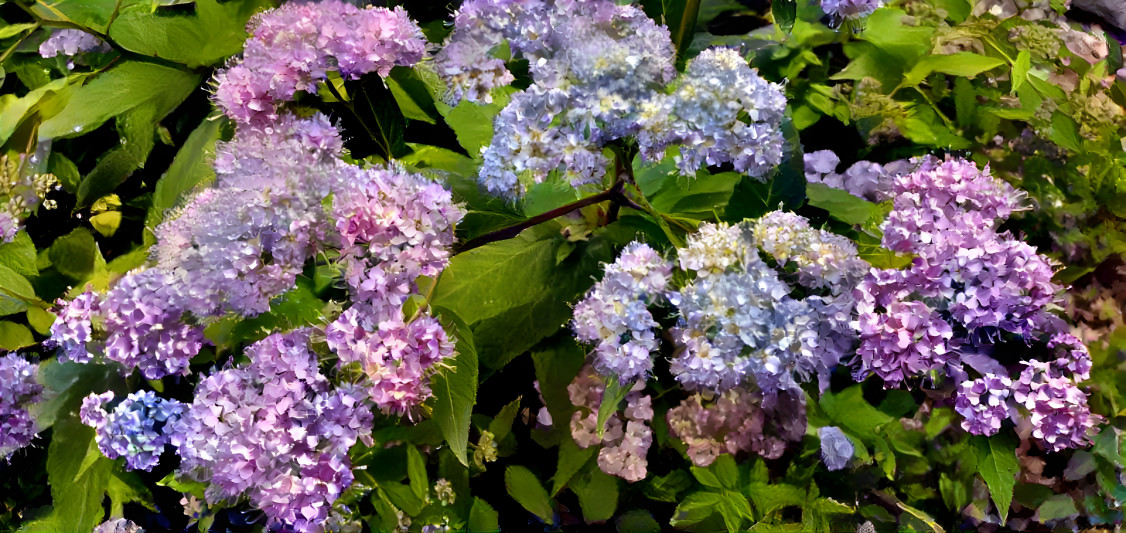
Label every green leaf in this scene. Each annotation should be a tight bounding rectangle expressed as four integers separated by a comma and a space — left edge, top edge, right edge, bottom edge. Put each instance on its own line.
0, 321, 35, 350
27, 306, 56, 335
20, 417, 110, 532
433, 222, 619, 369
107, 0, 272, 68
145, 117, 224, 236
1011, 49, 1031, 94
489, 397, 523, 443
973, 433, 1019, 525
597, 377, 630, 438
505, 465, 554, 523
572, 467, 619, 523
38, 61, 200, 139
468, 497, 500, 532
0, 263, 37, 315
436, 87, 515, 156
617, 509, 661, 533
664, 0, 702, 66
0, 231, 38, 277
75, 103, 158, 207
643, 470, 694, 503
0, 76, 75, 146
106, 470, 154, 517
552, 438, 597, 496
0, 23, 38, 39
1049, 112, 1082, 153
337, 74, 409, 160
747, 482, 806, 516
819, 385, 892, 442
670, 491, 726, 531
32, 359, 120, 431
429, 309, 478, 467
30, 0, 118, 33
805, 183, 881, 224
902, 52, 1006, 87
48, 228, 97, 281
772, 0, 797, 34
387, 66, 443, 124
406, 445, 428, 502
1037, 494, 1078, 521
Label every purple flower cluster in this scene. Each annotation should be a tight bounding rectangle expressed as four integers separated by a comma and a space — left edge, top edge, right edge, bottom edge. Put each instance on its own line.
80, 390, 185, 471
818, 426, 855, 471
214, 0, 425, 125
325, 164, 463, 415
567, 365, 653, 482
1013, 361, 1099, 452
0, 354, 42, 459
172, 330, 372, 533
572, 243, 671, 384
803, 150, 912, 202
38, 29, 110, 59
855, 158, 1059, 385
954, 374, 1013, 436
92, 518, 143, 533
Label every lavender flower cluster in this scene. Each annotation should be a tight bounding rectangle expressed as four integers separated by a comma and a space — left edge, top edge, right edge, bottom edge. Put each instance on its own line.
214, 0, 426, 125
437, 0, 785, 197
172, 330, 373, 533
38, 29, 110, 60
803, 149, 912, 202
666, 388, 807, 467
567, 365, 654, 482
820, 0, 885, 20
0, 354, 42, 459
80, 390, 185, 472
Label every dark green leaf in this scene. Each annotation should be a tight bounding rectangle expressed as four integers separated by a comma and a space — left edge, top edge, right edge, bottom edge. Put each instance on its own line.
19, 417, 110, 532
532, 336, 586, 435
597, 377, 630, 438
805, 183, 881, 224
489, 396, 522, 442
145, 117, 224, 236
552, 438, 597, 496
106, 470, 154, 517
338, 74, 409, 159
76, 103, 157, 207
505, 465, 554, 523
387, 66, 443, 124
572, 467, 619, 523
430, 308, 478, 467
670, 491, 726, 531
1049, 112, 1082, 153
616, 509, 661, 533
644, 469, 694, 503
973, 433, 1019, 525
772, 0, 798, 34
406, 445, 428, 502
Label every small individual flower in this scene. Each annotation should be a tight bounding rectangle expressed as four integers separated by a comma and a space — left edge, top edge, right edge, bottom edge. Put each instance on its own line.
955, 375, 1013, 436
38, 29, 110, 59
80, 391, 185, 472
818, 426, 854, 471
474, 430, 499, 468
0, 353, 43, 459
92, 518, 144, 533
820, 0, 884, 20
434, 478, 455, 506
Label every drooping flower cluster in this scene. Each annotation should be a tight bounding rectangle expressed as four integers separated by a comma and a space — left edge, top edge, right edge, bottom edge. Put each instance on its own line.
172, 330, 373, 533
38, 29, 110, 59
80, 390, 185, 472
572, 243, 671, 384
803, 150, 912, 202
439, 0, 784, 197
325, 165, 463, 415
567, 365, 653, 482
214, 0, 426, 125
666, 388, 803, 467
0, 353, 42, 459
1013, 360, 1100, 452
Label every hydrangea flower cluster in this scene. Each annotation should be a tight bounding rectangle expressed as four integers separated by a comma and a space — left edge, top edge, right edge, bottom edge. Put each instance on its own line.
572, 243, 671, 384
172, 330, 373, 533
854, 158, 1059, 384
325, 165, 463, 416
638, 48, 788, 177
214, 0, 426, 125
666, 385, 810, 464
567, 365, 653, 482
80, 390, 185, 472
439, 0, 784, 197
954, 374, 1013, 436
38, 29, 110, 59
803, 150, 912, 202
0, 354, 42, 459
1013, 360, 1099, 452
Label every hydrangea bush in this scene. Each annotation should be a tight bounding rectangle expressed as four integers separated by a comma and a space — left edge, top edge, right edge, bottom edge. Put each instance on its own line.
0, 0, 1123, 532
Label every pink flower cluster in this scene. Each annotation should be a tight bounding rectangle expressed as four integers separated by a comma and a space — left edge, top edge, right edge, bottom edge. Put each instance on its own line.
214, 0, 426, 125
172, 330, 373, 533
666, 388, 807, 466
567, 365, 653, 482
